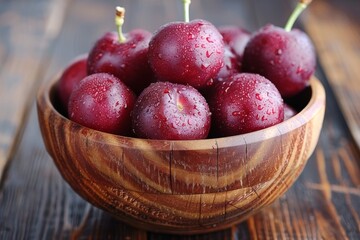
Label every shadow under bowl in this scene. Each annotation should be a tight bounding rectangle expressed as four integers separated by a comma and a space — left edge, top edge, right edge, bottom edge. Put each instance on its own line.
36, 76, 325, 234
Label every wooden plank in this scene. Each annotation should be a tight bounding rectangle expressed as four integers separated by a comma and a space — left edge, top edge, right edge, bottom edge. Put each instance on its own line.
303, 0, 360, 149
0, 110, 147, 238
0, 0, 68, 179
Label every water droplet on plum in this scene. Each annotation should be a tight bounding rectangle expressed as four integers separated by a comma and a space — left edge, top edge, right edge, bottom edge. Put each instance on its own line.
296, 66, 303, 74
255, 93, 262, 101
206, 51, 213, 58
188, 33, 195, 40
206, 36, 214, 43
201, 63, 210, 69
206, 79, 214, 86
232, 111, 242, 116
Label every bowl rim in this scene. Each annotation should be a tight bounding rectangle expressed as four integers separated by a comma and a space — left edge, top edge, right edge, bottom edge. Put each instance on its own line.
37, 75, 326, 151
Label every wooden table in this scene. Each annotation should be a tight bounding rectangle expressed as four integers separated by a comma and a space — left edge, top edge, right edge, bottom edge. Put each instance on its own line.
1, 0, 359, 239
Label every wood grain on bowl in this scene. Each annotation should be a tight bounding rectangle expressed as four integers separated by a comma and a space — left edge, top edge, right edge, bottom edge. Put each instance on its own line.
36, 76, 325, 234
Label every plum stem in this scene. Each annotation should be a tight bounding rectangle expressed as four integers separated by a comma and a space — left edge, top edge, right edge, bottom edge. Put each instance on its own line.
183, 0, 191, 22
115, 6, 126, 43
284, 0, 312, 31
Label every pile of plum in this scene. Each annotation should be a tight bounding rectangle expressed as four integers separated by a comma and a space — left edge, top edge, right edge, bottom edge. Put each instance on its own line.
56, 1, 315, 140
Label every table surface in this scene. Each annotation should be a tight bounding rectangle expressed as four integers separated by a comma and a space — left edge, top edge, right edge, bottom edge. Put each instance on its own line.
1, 0, 360, 239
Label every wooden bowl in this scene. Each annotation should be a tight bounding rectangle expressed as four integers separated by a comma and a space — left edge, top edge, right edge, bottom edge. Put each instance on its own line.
36, 76, 325, 234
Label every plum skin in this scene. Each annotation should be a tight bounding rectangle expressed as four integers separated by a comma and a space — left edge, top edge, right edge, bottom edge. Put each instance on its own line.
208, 73, 284, 137
148, 19, 224, 89
57, 54, 88, 114
68, 73, 136, 135
87, 29, 155, 94
218, 25, 251, 63
131, 81, 211, 140
242, 24, 316, 98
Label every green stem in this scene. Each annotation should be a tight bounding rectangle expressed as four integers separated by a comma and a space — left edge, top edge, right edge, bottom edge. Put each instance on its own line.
284, 0, 312, 31
115, 6, 126, 43
183, 0, 191, 22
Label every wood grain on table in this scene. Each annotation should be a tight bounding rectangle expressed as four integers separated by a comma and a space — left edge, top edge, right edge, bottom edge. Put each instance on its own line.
0, 0, 359, 239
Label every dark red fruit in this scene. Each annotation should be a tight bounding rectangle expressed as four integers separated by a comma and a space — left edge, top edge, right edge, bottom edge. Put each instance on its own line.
200, 46, 240, 102
242, 24, 316, 97
68, 73, 136, 135
215, 46, 241, 81
148, 19, 224, 89
207, 26, 251, 90
57, 54, 88, 111
131, 82, 211, 140
208, 73, 284, 136
218, 25, 251, 63
284, 103, 297, 120
87, 29, 154, 94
